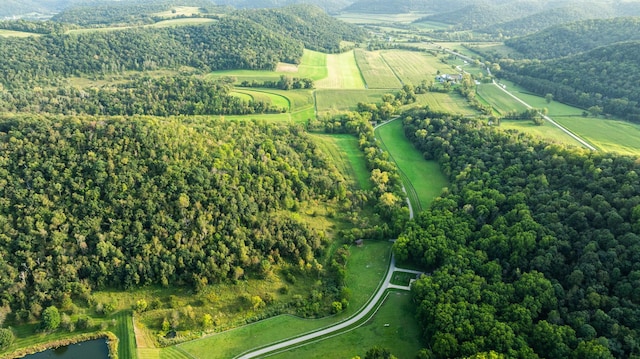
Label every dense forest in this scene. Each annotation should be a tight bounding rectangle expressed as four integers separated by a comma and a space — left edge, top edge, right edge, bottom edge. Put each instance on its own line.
0, 116, 349, 319
0, 76, 287, 116
0, 18, 303, 88
504, 17, 640, 60
498, 41, 640, 122
238, 4, 367, 53
394, 107, 640, 358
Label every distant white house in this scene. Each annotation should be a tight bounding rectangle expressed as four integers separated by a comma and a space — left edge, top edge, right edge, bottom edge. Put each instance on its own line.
435, 73, 463, 83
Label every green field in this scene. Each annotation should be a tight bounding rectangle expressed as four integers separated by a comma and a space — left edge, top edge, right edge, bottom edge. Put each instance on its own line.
335, 12, 428, 24
152, 6, 203, 18
552, 117, 640, 156
297, 50, 328, 81
380, 50, 452, 86
310, 134, 372, 191
0, 29, 40, 38
476, 82, 529, 115
375, 119, 448, 213
354, 49, 402, 89
315, 89, 391, 114
316, 51, 366, 89
114, 311, 138, 359
413, 92, 478, 115
178, 241, 392, 359
233, 89, 291, 110
150, 18, 216, 28
269, 291, 422, 359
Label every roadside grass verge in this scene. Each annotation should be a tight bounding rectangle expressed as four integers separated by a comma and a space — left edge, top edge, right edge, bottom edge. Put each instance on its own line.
309, 133, 372, 191
316, 89, 391, 114
375, 119, 448, 212
315, 51, 365, 89
177, 241, 392, 359
354, 50, 401, 89
269, 291, 422, 359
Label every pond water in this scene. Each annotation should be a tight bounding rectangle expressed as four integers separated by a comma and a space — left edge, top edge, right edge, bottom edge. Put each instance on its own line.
24, 339, 109, 359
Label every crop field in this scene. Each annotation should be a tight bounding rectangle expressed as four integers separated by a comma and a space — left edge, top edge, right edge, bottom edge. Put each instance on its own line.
178, 241, 392, 359
380, 50, 451, 85
315, 51, 365, 89
310, 134, 372, 191
413, 92, 477, 115
297, 50, 328, 81
375, 119, 449, 213
354, 49, 402, 89
315, 89, 390, 113
270, 291, 422, 359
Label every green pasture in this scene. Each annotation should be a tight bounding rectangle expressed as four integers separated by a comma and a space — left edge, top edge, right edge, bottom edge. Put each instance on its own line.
270, 291, 421, 359
552, 117, 640, 156
138, 347, 192, 359
315, 89, 391, 114
178, 241, 392, 359
413, 92, 477, 116
298, 50, 328, 81
315, 51, 365, 89
354, 49, 402, 89
476, 83, 529, 115
310, 134, 372, 191
380, 50, 451, 85
0, 29, 40, 38
233, 89, 291, 110
498, 120, 581, 147
375, 119, 448, 213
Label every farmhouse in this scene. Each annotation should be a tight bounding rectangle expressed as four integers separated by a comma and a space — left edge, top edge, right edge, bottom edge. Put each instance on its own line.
435, 73, 463, 83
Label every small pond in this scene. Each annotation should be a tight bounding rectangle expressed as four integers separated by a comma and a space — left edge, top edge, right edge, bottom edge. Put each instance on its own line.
24, 338, 109, 359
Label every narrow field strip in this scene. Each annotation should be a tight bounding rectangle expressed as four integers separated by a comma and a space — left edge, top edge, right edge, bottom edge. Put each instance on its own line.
315, 51, 366, 89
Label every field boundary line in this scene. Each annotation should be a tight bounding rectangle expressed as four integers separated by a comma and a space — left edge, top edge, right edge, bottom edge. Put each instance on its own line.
379, 51, 405, 87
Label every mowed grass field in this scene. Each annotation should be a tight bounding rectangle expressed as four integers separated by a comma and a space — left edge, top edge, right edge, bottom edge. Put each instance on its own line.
310, 134, 372, 191
551, 117, 640, 156
476, 83, 529, 115
354, 50, 401, 89
178, 241, 392, 359
114, 311, 138, 359
380, 50, 451, 85
316, 89, 391, 113
0, 29, 41, 37
413, 92, 478, 115
270, 291, 422, 359
315, 51, 365, 89
375, 119, 448, 213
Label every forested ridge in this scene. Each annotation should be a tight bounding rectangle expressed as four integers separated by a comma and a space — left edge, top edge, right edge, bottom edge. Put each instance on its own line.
0, 116, 348, 317
0, 18, 303, 88
238, 4, 367, 53
499, 40, 640, 122
395, 108, 640, 358
504, 17, 640, 60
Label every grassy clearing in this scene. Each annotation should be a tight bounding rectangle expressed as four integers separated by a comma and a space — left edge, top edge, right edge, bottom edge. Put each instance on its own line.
335, 12, 428, 24
354, 50, 401, 89
413, 92, 477, 115
233, 89, 290, 110
380, 50, 451, 85
499, 120, 583, 147
298, 50, 328, 81
152, 6, 203, 18
315, 89, 391, 113
310, 134, 372, 191
150, 18, 216, 28
178, 241, 391, 359
270, 291, 422, 359
315, 51, 365, 90
375, 119, 448, 212
0, 29, 40, 38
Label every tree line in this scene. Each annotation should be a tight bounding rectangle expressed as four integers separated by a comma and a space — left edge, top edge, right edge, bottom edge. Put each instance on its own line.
0, 76, 285, 116
395, 106, 640, 358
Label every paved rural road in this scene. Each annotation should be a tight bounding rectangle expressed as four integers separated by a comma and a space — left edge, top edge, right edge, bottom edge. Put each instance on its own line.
236, 120, 417, 359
